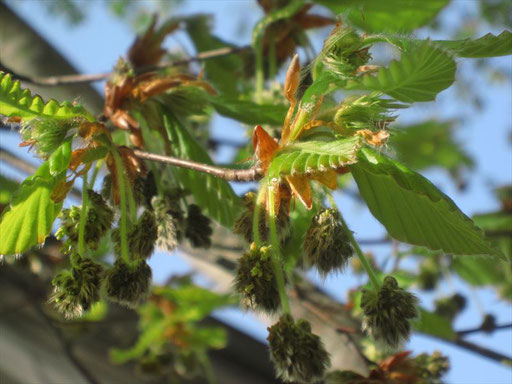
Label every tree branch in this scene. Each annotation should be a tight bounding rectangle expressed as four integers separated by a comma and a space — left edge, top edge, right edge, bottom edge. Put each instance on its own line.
0, 46, 250, 86
457, 323, 512, 336
132, 149, 263, 182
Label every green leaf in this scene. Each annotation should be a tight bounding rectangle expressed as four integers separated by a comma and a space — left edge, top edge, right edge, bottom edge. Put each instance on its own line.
210, 97, 288, 126
414, 308, 456, 340
434, 31, 512, 58
346, 42, 456, 102
0, 72, 94, 122
0, 161, 63, 255
267, 136, 362, 180
451, 256, 506, 287
188, 326, 227, 350
185, 16, 245, 97
162, 110, 241, 228
314, 0, 449, 32
350, 148, 503, 258
49, 141, 72, 176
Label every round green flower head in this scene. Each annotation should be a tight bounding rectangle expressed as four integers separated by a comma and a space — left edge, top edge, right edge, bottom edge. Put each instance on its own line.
233, 192, 290, 245
267, 314, 330, 383
105, 259, 152, 307
361, 276, 418, 348
234, 242, 283, 312
50, 257, 104, 318
434, 293, 466, 321
185, 204, 213, 248
151, 195, 185, 252
303, 208, 354, 275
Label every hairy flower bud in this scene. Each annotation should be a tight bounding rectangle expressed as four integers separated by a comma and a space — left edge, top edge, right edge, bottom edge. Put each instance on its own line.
151, 195, 185, 252
56, 190, 114, 252
105, 259, 152, 307
50, 257, 104, 318
20, 117, 82, 158
434, 293, 466, 321
303, 208, 353, 275
185, 204, 212, 248
414, 351, 450, 383
234, 243, 283, 312
112, 210, 158, 260
418, 258, 440, 291
267, 314, 330, 383
361, 276, 418, 347
233, 192, 290, 244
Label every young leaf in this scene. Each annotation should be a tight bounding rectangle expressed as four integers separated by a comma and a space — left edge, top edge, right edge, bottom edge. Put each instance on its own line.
346, 42, 456, 102
210, 97, 288, 126
414, 308, 456, 341
434, 31, 512, 58
0, 72, 94, 122
314, 0, 449, 33
267, 136, 362, 180
162, 110, 241, 228
350, 148, 504, 259
0, 161, 64, 255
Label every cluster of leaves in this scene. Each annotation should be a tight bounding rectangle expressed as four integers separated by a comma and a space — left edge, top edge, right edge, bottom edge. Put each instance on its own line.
0, 0, 511, 383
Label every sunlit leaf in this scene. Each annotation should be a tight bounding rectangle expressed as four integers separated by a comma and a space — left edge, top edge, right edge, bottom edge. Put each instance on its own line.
314, 0, 449, 32
434, 31, 512, 58
350, 148, 504, 258
210, 97, 288, 126
346, 42, 456, 102
0, 72, 94, 122
414, 308, 456, 340
0, 161, 64, 255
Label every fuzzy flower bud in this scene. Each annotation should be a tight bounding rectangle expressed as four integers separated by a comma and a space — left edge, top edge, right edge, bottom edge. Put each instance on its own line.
49, 257, 104, 318
303, 208, 353, 275
151, 195, 185, 252
234, 243, 283, 312
56, 190, 114, 251
105, 259, 152, 307
112, 210, 158, 259
434, 293, 466, 321
185, 204, 212, 248
267, 314, 330, 383
20, 117, 82, 158
361, 276, 418, 348
233, 192, 290, 244
414, 351, 450, 383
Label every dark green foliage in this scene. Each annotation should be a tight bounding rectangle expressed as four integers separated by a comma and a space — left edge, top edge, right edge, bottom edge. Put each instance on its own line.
267, 314, 330, 383
303, 208, 353, 275
185, 204, 213, 248
50, 257, 104, 318
361, 276, 418, 347
234, 243, 282, 312
233, 192, 290, 245
105, 259, 152, 307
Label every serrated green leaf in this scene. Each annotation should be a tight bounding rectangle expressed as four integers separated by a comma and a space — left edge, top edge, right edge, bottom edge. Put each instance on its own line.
210, 97, 288, 126
346, 42, 456, 102
0, 162, 63, 255
350, 147, 503, 259
267, 136, 362, 180
162, 110, 241, 228
314, 0, 448, 32
451, 256, 507, 287
0, 72, 94, 122
49, 141, 72, 176
414, 308, 456, 340
434, 31, 512, 58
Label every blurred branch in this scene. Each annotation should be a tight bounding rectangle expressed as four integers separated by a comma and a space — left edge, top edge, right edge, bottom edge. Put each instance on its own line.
0, 46, 250, 86
457, 322, 512, 336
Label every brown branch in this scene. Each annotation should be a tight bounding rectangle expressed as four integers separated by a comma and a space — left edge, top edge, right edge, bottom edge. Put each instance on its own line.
0, 46, 250, 86
457, 322, 512, 336
132, 149, 263, 182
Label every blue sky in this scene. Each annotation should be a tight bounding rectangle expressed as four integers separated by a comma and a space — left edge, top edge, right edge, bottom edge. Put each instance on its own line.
2, 1, 511, 383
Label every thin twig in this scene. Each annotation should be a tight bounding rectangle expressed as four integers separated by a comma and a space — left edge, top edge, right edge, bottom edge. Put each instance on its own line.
457, 323, 512, 336
0, 46, 250, 86
133, 149, 263, 182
